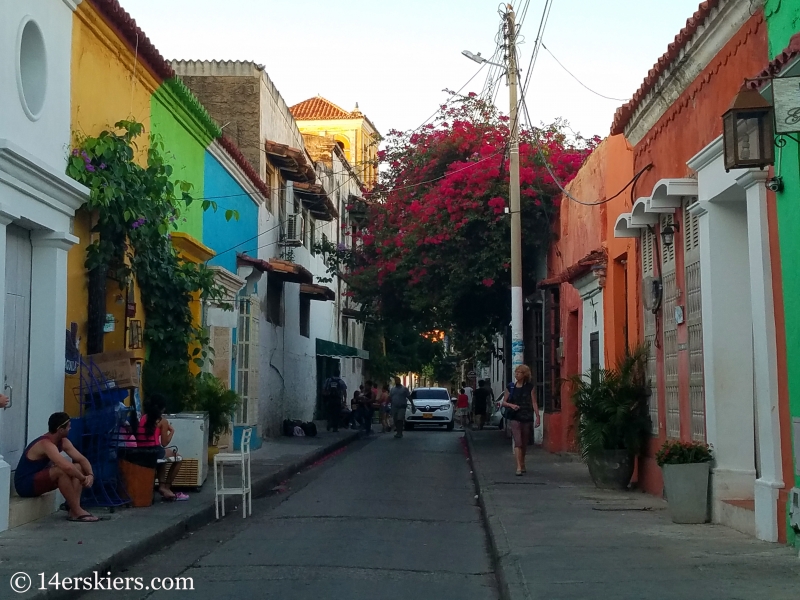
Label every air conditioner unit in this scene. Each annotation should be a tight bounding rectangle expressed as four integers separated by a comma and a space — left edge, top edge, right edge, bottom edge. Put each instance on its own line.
284, 213, 304, 247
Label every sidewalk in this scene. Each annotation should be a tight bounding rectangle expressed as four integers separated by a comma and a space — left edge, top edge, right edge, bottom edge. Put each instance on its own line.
0, 425, 358, 600
466, 430, 800, 600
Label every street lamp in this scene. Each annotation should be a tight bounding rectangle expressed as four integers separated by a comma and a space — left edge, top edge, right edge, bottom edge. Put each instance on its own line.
461, 50, 505, 69
660, 221, 679, 248
722, 84, 775, 171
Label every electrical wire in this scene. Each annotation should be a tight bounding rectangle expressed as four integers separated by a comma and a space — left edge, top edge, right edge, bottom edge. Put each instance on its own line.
541, 43, 628, 102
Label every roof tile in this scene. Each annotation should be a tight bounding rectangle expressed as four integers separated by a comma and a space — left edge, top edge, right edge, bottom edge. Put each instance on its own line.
290, 96, 356, 120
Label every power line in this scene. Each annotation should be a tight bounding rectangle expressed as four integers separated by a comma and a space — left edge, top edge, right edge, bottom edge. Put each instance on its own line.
542, 43, 628, 102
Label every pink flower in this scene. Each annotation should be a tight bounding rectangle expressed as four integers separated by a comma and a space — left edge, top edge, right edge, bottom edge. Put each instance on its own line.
482, 278, 494, 287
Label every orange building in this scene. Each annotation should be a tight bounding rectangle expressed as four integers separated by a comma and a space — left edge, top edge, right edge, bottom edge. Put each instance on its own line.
539, 134, 638, 454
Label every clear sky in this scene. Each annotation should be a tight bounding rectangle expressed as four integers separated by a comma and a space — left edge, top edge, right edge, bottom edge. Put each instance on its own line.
121, 0, 703, 139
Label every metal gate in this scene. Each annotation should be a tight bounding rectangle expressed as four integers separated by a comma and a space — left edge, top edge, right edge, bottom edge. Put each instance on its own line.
235, 296, 259, 424
641, 228, 659, 435
661, 212, 681, 439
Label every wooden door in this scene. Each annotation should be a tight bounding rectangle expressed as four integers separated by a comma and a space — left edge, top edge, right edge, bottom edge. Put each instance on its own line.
2, 225, 32, 466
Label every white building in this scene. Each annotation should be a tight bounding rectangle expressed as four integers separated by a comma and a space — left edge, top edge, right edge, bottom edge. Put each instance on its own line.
0, 0, 89, 531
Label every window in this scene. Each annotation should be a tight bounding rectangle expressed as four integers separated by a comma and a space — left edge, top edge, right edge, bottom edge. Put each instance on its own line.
279, 180, 287, 224
309, 217, 316, 255
300, 296, 310, 338
341, 317, 349, 346
266, 274, 283, 326
590, 332, 600, 384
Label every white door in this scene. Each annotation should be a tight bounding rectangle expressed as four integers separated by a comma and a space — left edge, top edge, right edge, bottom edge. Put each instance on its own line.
1, 225, 32, 466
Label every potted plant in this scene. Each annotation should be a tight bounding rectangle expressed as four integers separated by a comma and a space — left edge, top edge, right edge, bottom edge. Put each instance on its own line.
570, 346, 651, 490
188, 373, 241, 464
656, 440, 712, 523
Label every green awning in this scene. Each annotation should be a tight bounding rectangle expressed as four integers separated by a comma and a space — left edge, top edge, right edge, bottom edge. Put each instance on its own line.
316, 338, 369, 360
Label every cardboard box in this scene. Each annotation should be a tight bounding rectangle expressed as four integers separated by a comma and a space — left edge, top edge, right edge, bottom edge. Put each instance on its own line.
88, 350, 140, 389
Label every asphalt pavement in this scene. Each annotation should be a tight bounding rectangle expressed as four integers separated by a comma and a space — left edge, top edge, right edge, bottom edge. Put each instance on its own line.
79, 429, 498, 600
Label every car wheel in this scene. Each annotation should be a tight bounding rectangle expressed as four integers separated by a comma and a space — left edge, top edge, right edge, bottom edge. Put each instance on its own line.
446, 421, 455, 431
404, 422, 414, 431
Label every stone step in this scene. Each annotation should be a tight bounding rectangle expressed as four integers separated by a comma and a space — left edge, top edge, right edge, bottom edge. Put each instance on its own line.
718, 498, 755, 537
8, 491, 57, 529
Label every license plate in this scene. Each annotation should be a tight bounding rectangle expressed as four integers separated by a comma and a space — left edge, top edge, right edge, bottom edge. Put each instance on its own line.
422, 413, 433, 419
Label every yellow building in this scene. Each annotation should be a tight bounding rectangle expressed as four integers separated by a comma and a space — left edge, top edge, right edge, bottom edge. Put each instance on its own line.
289, 96, 379, 189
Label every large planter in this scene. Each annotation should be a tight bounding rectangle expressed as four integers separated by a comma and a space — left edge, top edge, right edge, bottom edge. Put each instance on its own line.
586, 450, 635, 490
661, 462, 710, 523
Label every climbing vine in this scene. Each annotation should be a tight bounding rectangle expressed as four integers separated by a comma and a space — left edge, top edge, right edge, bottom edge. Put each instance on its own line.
67, 120, 236, 386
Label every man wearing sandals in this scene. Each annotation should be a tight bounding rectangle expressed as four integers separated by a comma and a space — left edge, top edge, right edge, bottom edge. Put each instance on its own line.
14, 412, 99, 522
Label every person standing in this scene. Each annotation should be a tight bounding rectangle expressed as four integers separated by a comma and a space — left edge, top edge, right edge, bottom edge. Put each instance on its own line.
472, 380, 491, 430
500, 365, 541, 476
360, 380, 376, 435
389, 377, 415, 438
379, 384, 392, 432
322, 368, 347, 433
456, 388, 469, 430
462, 380, 474, 426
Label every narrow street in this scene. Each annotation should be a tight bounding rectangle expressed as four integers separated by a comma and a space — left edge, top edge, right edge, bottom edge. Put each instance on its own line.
80, 431, 497, 600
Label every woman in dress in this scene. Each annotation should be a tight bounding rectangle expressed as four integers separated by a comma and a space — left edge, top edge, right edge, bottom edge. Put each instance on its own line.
500, 365, 541, 476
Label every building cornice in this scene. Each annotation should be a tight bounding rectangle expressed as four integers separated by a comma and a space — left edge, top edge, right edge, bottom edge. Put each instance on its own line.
208, 266, 246, 301
63, 0, 83, 11
0, 140, 88, 217
620, 0, 760, 145
687, 134, 724, 172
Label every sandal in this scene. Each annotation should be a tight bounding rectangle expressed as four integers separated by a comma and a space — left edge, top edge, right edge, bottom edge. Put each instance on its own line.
163, 492, 189, 502
515, 469, 523, 476
68, 514, 100, 522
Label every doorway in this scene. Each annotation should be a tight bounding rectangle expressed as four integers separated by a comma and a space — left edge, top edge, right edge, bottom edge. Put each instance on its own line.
2, 225, 33, 466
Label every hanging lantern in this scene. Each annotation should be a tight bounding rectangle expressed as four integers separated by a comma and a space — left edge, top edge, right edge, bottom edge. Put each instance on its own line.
722, 85, 775, 171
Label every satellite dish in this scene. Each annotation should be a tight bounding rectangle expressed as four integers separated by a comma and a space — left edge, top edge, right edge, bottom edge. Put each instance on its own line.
642, 276, 663, 313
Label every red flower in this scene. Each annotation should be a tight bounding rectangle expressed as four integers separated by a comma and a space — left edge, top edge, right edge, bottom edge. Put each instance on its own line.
482, 278, 494, 287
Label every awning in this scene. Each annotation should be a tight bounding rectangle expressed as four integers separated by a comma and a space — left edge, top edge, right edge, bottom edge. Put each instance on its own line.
294, 181, 338, 221
538, 249, 607, 288
268, 258, 313, 284
316, 338, 369, 360
300, 283, 335, 301
264, 140, 315, 182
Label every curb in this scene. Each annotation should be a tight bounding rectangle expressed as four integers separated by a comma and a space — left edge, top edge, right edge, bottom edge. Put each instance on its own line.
34, 431, 360, 600
465, 430, 528, 600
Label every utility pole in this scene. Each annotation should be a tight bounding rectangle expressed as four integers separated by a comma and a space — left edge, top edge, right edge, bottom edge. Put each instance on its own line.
505, 5, 524, 371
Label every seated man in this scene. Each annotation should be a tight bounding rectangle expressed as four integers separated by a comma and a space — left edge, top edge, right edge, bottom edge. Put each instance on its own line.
15, 412, 98, 522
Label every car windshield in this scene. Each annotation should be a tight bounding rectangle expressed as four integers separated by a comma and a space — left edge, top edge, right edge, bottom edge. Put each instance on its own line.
411, 389, 449, 400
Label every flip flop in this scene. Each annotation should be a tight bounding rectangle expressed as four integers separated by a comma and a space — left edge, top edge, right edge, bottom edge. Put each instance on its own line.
68, 514, 100, 523
161, 492, 189, 502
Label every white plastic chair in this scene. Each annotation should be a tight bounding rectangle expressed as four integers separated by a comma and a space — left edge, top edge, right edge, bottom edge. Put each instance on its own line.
214, 427, 252, 519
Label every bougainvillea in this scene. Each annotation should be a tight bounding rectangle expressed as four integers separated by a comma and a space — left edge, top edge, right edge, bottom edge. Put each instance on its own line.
321, 92, 596, 354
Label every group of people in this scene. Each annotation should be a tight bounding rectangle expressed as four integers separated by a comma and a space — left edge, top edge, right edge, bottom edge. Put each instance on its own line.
7, 392, 187, 523
455, 379, 493, 430
323, 372, 416, 439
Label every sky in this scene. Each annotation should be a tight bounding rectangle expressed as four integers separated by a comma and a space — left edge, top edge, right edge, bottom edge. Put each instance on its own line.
121, 0, 704, 140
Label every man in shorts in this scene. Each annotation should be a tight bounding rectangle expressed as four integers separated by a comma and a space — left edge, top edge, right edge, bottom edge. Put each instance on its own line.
389, 377, 415, 438
15, 412, 98, 522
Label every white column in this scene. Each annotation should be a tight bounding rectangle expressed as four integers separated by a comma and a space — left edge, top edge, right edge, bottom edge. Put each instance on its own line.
693, 200, 756, 514
736, 169, 784, 543
0, 204, 20, 533
27, 231, 77, 444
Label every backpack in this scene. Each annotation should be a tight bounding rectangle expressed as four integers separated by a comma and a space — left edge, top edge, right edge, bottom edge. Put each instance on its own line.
323, 377, 344, 400
283, 418, 303, 437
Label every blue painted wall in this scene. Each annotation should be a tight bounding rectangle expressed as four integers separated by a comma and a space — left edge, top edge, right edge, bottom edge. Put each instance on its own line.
203, 151, 259, 274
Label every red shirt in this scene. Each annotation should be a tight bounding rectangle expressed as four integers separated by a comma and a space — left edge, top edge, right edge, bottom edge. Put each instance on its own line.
457, 394, 469, 409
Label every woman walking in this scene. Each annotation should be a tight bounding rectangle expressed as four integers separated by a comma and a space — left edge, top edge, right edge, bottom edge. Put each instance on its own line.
501, 365, 541, 476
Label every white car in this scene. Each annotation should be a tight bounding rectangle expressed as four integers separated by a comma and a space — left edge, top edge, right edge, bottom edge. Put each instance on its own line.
405, 387, 455, 431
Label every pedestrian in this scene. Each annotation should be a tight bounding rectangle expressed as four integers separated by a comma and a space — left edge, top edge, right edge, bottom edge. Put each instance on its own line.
379, 384, 392, 432
15, 412, 99, 521
501, 365, 541, 476
350, 390, 362, 429
473, 380, 491, 430
389, 376, 415, 438
322, 368, 347, 433
462, 380, 474, 426
456, 388, 469, 430
360, 380, 376, 434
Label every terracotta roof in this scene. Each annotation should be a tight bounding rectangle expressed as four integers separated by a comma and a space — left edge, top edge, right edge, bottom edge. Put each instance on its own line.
290, 96, 357, 121
610, 0, 721, 136
293, 181, 339, 222
237, 253, 274, 273
748, 32, 800, 88
300, 283, 336, 301
264, 140, 315, 182
89, 0, 175, 82
218, 136, 271, 199
268, 259, 313, 284
538, 249, 607, 288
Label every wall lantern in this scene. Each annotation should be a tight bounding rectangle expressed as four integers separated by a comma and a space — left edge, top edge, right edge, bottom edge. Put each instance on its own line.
722, 85, 775, 171
661, 221, 680, 248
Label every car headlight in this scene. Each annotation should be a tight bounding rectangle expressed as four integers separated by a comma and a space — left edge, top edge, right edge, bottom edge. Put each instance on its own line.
439, 404, 451, 411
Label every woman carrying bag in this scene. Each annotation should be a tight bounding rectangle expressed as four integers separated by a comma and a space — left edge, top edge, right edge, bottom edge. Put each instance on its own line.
501, 365, 541, 476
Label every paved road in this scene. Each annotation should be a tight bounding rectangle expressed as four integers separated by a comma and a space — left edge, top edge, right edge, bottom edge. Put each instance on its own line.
81, 430, 497, 600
